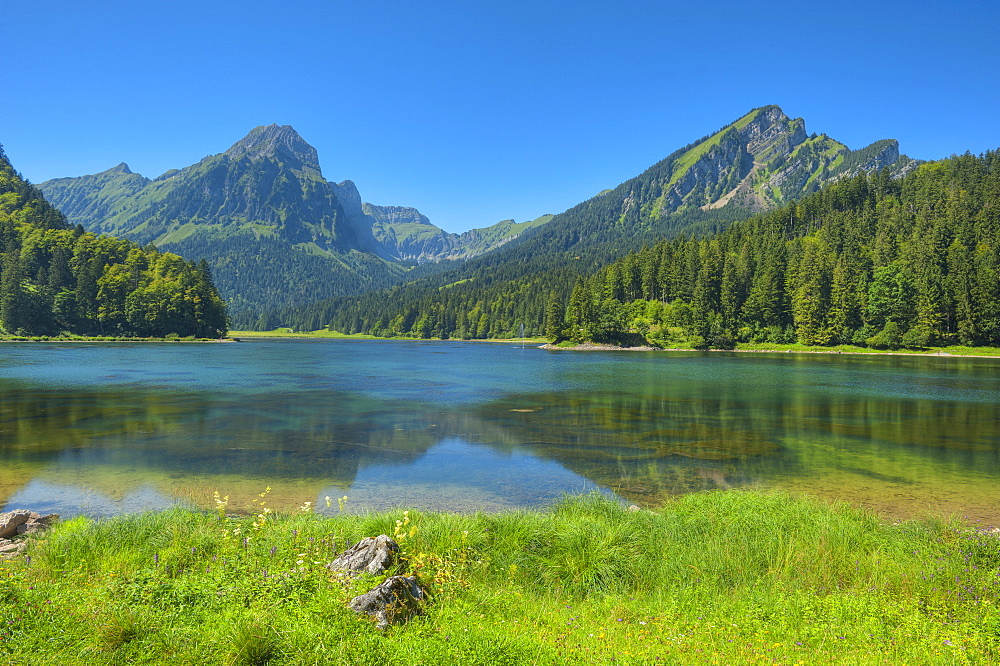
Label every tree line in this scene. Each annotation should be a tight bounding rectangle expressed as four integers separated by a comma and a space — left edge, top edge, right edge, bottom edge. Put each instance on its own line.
309, 150, 999, 349
551, 152, 1000, 349
0, 147, 228, 338
270, 204, 738, 336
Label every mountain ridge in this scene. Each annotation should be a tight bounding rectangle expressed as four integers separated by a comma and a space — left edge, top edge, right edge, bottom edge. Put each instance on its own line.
39, 106, 919, 331
38, 126, 548, 326
274, 106, 922, 336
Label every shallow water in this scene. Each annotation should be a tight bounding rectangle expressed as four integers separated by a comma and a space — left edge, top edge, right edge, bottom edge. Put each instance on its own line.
1, 340, 999, 521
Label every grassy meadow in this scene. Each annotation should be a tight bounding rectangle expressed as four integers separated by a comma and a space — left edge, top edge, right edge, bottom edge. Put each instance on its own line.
2, 491, 999, 664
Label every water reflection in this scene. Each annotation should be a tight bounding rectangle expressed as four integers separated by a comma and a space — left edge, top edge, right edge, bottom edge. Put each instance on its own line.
1, 342, 999, 521
0, 383, 442, 514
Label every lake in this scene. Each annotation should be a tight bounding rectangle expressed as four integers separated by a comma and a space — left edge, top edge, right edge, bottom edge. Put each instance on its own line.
2, 339, 999, 523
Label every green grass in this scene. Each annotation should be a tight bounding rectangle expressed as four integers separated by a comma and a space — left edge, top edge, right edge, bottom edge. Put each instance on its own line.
229, 329, 384, 339
553, 339, 1000, 358
732, 342, 1000, 357
0, 334, 216, 342
3, 491, 998, 664
440, 278, 475, 290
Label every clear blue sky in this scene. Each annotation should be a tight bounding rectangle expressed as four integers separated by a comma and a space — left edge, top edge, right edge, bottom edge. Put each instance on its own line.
2, 0, 998, 233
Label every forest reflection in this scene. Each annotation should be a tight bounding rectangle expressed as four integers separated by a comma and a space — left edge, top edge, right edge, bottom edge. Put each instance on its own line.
3, 357, 1000, 519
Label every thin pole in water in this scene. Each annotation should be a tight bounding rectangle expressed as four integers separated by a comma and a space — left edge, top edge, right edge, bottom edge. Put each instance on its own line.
520, 323, 525, 349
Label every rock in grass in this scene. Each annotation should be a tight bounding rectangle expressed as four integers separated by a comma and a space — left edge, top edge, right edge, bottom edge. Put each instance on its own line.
0, 510, 32, 539
0, 510, 58, 539
0, 510, 58, 558
327, 535, 399, 576
349, 575, 427, 630
0, 541, 26, 555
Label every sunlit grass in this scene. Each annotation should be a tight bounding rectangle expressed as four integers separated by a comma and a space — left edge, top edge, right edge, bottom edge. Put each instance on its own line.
733, 342, 1000, 357
2, 491, 998, 664
228, 329, 550, 343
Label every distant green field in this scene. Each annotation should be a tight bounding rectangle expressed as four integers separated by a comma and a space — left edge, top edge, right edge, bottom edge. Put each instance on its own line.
229, 329, 548, 343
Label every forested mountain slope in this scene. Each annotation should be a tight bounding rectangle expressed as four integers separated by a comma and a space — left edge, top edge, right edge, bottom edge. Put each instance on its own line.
39, 125, 547, 328
278, 106, 918, 336
555, 151, 1000, 349
0, 146, 227, 337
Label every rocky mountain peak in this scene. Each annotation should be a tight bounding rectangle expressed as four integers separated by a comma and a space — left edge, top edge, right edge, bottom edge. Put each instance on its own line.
224, 124, 322, 176
649, 105, 918, 216
735, 106, 806, 162
106, 162, 134, 175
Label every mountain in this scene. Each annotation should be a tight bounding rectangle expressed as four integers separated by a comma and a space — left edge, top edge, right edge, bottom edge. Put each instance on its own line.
274, 105, 921, 337
329, 177, 551, 262
556, 149, 1000, 350
0, 146, 227, 338
40, 107, 918, 332
651, 105, 916, 215
39, 125, 549, 327
499, 105, 918, 263
366, 207, 553, 262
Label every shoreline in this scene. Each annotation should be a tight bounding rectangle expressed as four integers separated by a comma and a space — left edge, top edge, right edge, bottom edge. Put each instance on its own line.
0, 337, 236, 343
16, 330, 996, 358
539, 342, 1000, 359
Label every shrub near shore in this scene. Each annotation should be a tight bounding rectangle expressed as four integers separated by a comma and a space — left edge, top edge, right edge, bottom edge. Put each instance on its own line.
2, 491, 999, 664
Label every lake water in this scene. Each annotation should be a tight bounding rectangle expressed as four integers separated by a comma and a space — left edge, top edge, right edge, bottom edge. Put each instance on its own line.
2, 340, 999, 523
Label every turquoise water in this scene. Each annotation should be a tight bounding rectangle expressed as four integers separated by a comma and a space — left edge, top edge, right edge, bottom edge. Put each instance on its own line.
2, 340, 999, 521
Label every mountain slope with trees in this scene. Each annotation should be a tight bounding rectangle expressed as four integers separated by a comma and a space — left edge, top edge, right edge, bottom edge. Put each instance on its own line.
277, 106, 919, 337
0, 146, 228, 338
550, 150, 1000, 349
39, 125, 548, 328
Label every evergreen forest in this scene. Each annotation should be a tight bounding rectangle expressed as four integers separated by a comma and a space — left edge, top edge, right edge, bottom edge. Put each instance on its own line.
313, 151, 1000, 350
0, 147, 228, 338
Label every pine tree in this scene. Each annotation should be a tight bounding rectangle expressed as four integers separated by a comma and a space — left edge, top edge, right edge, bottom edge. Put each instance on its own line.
544, 291, 565, 342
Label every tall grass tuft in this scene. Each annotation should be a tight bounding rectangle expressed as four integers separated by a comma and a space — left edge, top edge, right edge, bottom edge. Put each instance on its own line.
97, 604, 157, 651
227, 617, 283, 666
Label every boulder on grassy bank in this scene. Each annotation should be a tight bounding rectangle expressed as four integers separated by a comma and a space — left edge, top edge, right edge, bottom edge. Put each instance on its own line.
0, 509, 59, 556
327, 534, 428, 629
348, 575, 427, 630
326, 534, 399, 577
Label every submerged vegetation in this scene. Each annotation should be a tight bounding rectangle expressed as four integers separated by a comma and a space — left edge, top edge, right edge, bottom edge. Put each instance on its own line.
3, 492, 999, 664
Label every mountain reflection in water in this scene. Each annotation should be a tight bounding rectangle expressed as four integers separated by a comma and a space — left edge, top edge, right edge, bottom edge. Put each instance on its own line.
1, 340, 999, 521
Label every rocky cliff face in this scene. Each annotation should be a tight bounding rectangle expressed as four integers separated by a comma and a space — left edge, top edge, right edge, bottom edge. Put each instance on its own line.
40, 126, 542, 264
224, 124, 323, 176
653, 105, 918, 216
364, 203, 452, 261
